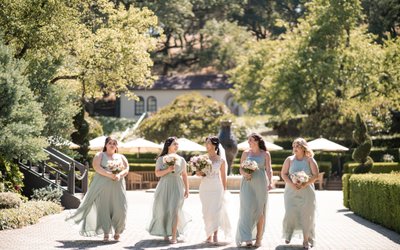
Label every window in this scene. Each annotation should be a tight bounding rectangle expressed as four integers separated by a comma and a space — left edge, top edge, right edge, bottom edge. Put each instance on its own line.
135, 96, 145, 115
147, 96, 157, 112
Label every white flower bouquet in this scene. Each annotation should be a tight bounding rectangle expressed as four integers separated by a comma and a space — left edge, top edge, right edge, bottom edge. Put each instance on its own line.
241, 159, 259, 180
241, 159, 259, 174
163, 154, 178, 172
107, 159, 124, 174
188, 155, 212, 176
290, 171, 309, 185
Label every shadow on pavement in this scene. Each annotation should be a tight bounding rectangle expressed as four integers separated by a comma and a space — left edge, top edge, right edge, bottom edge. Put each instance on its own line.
56, 240, 118, 249
344, 213, 400, 243
125, 239, 228, 249
275, 245, 306, 249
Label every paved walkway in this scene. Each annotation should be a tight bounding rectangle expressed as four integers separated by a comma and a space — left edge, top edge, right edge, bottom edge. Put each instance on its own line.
0, 190, 399, 250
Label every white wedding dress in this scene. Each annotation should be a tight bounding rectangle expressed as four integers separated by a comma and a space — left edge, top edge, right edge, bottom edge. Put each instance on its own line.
199, 157, 232, 239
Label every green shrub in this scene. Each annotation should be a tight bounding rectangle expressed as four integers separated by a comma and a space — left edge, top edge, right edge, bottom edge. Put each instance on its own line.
0, 201, 62, 230
95, 116, 136, 135
31, 185, 63, 204
342, 174, 352, 208
0, 192, 22, 209
0, 159, 24, 193
343, 162, 400, 174
349, 173, 400, 234
129, 163, 156, 172
371, 134, 400, 148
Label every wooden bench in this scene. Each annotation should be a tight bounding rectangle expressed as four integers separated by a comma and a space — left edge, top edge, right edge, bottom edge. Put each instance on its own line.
273, 171, 325, 190
125, 172, 146, 190
135, 171, 160, 188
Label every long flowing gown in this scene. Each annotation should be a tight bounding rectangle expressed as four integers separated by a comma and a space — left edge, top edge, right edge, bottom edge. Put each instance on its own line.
147, 155, 191, 237
236, 154, 268, 245
282, 156, 316, 245
66, 152, 127, 236
199, 157, 231, 239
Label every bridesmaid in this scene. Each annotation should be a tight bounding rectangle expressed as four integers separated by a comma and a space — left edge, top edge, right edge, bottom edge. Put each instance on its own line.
147, 137, 190, 244
66, 136, 129, 241
236, 133, 272, 247
281, 138, 319, 249
197, 136, 231, 244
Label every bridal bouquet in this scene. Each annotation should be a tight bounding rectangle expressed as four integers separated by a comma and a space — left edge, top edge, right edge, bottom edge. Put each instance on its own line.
107, 159, 124, 174
188, 155, 212, 176
241, 159, 259, 180
163, 154, 178, 172
290, 171, 309, 185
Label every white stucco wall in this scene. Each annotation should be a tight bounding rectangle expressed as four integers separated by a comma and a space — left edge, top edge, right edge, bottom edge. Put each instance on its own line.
120, 89, 243, 119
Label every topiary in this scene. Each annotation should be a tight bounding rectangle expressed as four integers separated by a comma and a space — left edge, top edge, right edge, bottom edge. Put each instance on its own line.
352, 114, 373, 173
0, 192, 22, 209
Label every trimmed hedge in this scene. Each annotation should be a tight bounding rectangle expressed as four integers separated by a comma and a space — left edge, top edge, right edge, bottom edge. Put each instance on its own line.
343, 162, 400, 174
342, 174, 352, 208
0, 201, 63, 230
348, 173, 400, 234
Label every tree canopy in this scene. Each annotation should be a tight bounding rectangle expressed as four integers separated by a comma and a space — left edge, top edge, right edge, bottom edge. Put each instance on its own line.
137, 92, 233, 143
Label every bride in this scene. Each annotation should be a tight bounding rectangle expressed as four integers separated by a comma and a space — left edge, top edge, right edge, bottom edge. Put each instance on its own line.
197, 136, 231, 244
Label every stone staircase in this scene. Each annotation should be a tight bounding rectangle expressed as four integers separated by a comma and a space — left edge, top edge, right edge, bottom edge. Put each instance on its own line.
17, 147, 88, 208
325, 176, 343, 190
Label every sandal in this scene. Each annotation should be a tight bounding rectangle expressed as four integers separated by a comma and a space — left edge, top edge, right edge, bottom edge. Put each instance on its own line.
169, 239, 177, 244
114, 234, 120, 240
303, 241, 310, 249
245, 241, 253, 247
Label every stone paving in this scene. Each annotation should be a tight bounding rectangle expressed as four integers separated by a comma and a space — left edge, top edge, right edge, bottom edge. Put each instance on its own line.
0, 190, 399, 250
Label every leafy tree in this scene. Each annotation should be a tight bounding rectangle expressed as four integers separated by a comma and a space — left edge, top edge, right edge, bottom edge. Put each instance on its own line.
138, 92, 233, 143
0, 41, 47, 162
352, 113, 373, 173
199, 20, 254, 71
229, 0, 400, 137
361, 0, 400, 41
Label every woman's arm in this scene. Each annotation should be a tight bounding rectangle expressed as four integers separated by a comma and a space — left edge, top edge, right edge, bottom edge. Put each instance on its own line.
264, 151, 273, 190
281, 157, 297, 190
92, 153, 115, 179
181, 160, 189, 198
239, 151, 251, 179
220, 159, 227, 190
118, 154, 130, 178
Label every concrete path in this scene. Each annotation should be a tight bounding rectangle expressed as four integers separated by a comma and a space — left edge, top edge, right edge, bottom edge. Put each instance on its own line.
0, 190, 399, 249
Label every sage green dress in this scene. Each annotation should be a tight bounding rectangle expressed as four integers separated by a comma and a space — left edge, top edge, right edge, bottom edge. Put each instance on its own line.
236, 154, 268, 246
282, 156, 316, 246
147, 155, 191, 237
66, 152, 127, 236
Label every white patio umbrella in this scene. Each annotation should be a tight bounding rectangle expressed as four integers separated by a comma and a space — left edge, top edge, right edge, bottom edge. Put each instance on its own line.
176, 138, 206, 152
89, 136, 108, 151
237, 140, 283, 151
308, 138, 349, 152
120, 138, 162, 156
308, 137, 349, 176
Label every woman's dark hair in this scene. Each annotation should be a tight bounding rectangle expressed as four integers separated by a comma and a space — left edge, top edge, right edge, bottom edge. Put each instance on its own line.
102, 136, 118, 153
158, 136, 177, 158
206, 136, 220, 155
249, 133, 267, 151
